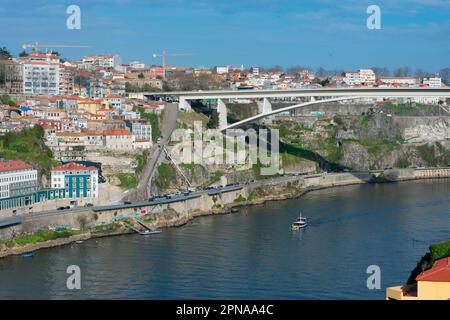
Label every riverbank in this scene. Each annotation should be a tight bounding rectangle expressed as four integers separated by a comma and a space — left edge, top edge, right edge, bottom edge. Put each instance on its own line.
0, 169, 449, 259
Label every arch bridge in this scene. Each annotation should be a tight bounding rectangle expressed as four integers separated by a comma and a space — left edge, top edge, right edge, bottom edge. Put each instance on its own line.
143, 87, 450, 130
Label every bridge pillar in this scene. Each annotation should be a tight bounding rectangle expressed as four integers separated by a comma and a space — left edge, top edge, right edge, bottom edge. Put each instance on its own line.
217, 98, 228, 130
257, 98, 273, 125
179, 97, 192, 112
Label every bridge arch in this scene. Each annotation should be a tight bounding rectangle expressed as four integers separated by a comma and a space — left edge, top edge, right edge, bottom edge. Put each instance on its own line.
222, 96, 362, 131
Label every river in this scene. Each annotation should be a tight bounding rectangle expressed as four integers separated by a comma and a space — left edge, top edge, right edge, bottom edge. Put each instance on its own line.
0, 179, 449, 299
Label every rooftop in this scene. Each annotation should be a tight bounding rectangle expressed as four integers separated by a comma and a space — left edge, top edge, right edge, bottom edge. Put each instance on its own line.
0, 160, 33, 173
52, 162, 97, 172
416, 257, 450, 282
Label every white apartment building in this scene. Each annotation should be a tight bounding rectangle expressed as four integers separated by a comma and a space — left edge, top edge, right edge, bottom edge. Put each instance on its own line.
378, 77, 421, 87
22, 62, 60, 95
344, 69, 376, 86
423, 77, 442, 88
131, 122, 152, 142
215, 66, 229, 75
51, 162, 98, 199
0, 160, 38, 200
105, 95, 123, 109
82, 54, 121, 70
129, 60, 145, 69
103, 129, 133, 151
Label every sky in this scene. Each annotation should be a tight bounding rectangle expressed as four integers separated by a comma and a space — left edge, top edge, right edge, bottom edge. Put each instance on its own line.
1, 0, 450, 72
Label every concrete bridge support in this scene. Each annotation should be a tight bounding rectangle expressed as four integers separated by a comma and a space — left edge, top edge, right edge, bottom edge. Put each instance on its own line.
179, 97, 192, 112
257, 98, 273, 125
217, 98, 228, 130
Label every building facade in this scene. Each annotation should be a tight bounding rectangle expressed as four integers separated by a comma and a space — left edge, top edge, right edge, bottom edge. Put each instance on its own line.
22, 62, 60, 95
386, 257, 450, 300
51, 162, 99, 199
0, 59, 23, 94
0, 160, 38, 200
344, 69, 376, 86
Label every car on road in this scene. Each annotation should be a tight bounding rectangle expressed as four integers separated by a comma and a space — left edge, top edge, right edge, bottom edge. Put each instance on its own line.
123, 201, 132, 205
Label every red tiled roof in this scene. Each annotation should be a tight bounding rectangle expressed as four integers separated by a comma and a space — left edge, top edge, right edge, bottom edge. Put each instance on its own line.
51, 162, 97, 172
103, 129, 132, 136
0, 160, 33, 172
416, 257, 450, 282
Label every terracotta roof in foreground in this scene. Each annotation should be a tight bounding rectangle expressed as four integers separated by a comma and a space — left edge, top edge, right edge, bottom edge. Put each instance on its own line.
416, 257, 450, 282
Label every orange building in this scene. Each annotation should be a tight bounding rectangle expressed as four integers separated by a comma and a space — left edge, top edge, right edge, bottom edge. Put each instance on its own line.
386, 257, 450, 300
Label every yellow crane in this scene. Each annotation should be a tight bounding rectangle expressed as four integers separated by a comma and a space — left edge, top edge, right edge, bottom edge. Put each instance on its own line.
152, 50, 192, 78
21, 42, 90, 54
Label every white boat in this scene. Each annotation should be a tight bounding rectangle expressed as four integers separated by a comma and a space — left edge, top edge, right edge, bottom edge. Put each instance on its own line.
139, 230, 162, 236
291, 214, 308, 231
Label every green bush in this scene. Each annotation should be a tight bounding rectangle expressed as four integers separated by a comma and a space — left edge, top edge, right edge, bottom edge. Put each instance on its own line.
117, 173, 138, 189
429, 241, 450, 267
155, 163, 176, 189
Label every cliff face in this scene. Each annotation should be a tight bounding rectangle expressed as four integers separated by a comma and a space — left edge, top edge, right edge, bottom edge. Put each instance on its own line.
276, 113, 450, 171
150, 109, 450, 192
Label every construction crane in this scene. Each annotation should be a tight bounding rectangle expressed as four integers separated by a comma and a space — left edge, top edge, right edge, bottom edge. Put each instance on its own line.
152, 50, 192, 78
21, 42, 90, 54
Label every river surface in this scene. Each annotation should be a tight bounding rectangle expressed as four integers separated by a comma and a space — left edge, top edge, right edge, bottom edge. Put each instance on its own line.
0, 179, 449, 300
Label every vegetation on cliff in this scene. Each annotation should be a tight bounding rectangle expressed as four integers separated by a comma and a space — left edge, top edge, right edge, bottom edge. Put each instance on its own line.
276, 113, 449, 171
406, 240, 450, 285
0, 125, 59, 177
133, 106, 160, 142
116, 173, 138, 189
155, 163, 177, 189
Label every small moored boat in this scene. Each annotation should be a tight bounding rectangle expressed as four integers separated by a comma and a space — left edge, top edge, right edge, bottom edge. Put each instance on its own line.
22, 252, 35, 258
75, 240, 85, 244
139, 230, 162, 236
291, 214, 308, 231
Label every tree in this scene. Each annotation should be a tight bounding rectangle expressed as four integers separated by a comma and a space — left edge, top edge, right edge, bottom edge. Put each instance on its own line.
315, 66, 327, 77
19, 50, 29, 57
438, 68, 450, 85
207, 111, 219, 129
371, 67, 390, 77
0, 94, 17, 107
286, 65, 312, 75
414, 69, 433, 78
394, 67, 412, 77
0, 47, 12, 60
138, 72, 145, 79
319, 78, 330, 87
266, 65, 283, 73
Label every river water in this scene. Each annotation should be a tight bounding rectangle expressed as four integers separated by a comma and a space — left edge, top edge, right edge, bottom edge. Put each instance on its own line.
0, 179, 449, 300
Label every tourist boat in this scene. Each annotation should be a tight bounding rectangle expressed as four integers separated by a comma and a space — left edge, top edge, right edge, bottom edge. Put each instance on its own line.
291, 214, 308, 231
22, 252, 35, 258
139, 230, 162, 236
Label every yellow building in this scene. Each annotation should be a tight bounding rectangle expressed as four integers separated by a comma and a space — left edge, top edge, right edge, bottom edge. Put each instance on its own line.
386, 257, 450, 300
